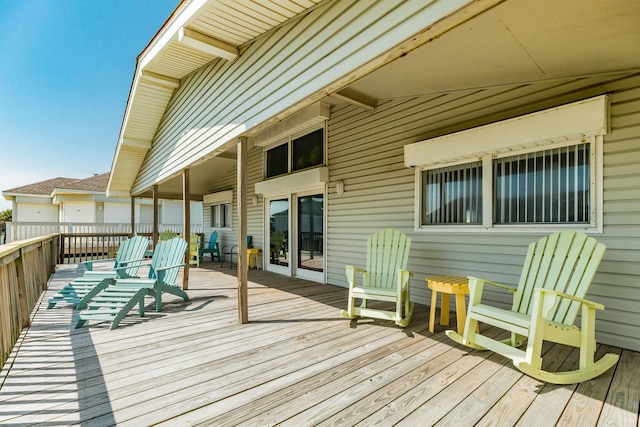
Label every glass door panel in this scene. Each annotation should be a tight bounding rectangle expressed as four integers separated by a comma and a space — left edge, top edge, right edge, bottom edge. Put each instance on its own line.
297, 194, 323, 273
268, 199, 289, 268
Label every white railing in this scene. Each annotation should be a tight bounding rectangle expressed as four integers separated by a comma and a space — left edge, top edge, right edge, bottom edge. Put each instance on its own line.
4, 222, 203, 244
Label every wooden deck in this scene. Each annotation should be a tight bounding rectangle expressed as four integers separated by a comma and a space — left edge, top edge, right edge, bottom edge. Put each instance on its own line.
1, 263, 639, 426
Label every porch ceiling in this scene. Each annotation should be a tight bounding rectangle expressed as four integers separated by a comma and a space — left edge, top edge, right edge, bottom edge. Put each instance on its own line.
348, 0, 640, 99
110, 0, 640, 201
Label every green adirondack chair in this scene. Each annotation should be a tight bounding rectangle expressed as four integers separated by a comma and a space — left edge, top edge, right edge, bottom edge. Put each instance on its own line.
47, 235, 149, 309
75, 237, 189, 330
189, 233, 200, 267
200, 231, 221, 262
341, 228, 414, 327
159, 230, 178, 241
446, 230, 619, 384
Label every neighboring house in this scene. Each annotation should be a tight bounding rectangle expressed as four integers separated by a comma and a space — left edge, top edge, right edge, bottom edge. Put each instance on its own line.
2, 173, 202, 242
106, 1, 640, 351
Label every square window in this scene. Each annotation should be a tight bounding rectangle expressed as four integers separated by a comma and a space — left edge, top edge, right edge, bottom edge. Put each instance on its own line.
292, 128, 324, 172
265, 126, 324, 178
422, 161, 482, 225
493, 144, 590, 224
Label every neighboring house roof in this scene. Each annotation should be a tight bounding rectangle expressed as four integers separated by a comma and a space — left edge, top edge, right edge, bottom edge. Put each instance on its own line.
4, 177, 83, 196
55, 173, 110, 193
3, 173, 109, 198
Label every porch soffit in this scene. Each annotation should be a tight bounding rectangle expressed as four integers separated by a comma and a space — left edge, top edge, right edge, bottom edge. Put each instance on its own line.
109, 0, 324, 198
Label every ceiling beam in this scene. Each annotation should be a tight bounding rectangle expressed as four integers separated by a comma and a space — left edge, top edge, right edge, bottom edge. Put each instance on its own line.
140, 71, 180, 89
333, 88, 376, 110
178, 27, 239, 61
121, 137, 151, 149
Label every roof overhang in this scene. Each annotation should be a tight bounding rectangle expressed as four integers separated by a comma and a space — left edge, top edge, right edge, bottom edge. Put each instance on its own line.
108, 0, 324, 198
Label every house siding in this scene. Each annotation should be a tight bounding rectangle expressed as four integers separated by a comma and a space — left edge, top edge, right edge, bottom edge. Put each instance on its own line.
131, 0, 473, 195
325, 72, 640, 351
195, 72, 640, 351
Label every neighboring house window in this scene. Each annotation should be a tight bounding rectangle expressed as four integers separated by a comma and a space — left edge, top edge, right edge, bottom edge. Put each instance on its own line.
266, 127, 324, 178
210, 203, 231, 228
405, 96, 608, 232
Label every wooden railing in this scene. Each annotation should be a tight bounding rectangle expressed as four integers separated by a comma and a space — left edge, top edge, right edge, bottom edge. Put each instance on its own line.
58, 233, 150, 264
5, 222, 203, 245
0, 235, 59, 371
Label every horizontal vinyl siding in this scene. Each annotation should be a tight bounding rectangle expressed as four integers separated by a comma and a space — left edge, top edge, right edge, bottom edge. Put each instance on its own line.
132, 0, 470, 194
326, 72, 640, 351
200, 148, 264, 259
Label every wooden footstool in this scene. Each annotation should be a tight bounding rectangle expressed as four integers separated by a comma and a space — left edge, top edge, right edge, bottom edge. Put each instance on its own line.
426, 275, 470, 335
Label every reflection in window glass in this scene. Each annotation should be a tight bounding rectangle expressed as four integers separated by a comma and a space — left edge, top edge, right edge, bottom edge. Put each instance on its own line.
292, 128, 324, 171
269, 199, 289, 267
266, 143, 288, 178
298, 194, 323, 273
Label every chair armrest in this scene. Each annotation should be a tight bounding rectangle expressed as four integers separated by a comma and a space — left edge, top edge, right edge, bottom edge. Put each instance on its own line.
345, 266, 367, 288
83, 258, 116, 270
397, 269, 413, 291
468, 276, 517, 293
113, 260, 149, 271
535, 288, 605, 310
156, 263, 186, 272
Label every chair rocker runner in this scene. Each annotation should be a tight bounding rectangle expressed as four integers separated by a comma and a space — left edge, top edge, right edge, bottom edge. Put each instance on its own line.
341, 228, 414, 327
446, 230, 619, 384
47, 235, 149, 309
75, 237, 189, 330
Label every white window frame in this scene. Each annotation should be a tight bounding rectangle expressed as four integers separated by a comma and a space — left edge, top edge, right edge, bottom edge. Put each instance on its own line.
405, 96, 608, 234
204, 190, 233, 230
414, 136, 602, 233
263, 123, 327, 179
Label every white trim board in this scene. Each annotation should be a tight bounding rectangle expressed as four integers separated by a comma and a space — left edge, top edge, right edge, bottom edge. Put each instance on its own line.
404, 95, 609, 168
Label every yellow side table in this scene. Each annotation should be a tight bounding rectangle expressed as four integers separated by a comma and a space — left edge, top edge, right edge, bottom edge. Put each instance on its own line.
426, 275, 470, 335
246, 248, 261, 269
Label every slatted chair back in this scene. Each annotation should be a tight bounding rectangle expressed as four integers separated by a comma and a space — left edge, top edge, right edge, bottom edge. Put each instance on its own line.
512, 230, 606, 326
188, 233, 200, 266
365, 228, 411, 290
148, 237, 188, 286
115, 235, 149, 277
159, 230, 178, 241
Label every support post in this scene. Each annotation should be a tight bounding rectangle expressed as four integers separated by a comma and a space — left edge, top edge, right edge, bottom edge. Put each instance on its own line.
152, 185, 159, 246
130, 196, 136, 236
237, 136, 248, 324
183, 169, 190, 290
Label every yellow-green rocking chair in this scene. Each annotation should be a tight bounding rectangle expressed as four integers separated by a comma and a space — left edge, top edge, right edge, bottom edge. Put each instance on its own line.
446, 230, 619, 384
341, 228, 414, 327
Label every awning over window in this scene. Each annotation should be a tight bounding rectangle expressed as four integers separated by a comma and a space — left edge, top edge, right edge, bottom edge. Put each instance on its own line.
404, 95, 609, 168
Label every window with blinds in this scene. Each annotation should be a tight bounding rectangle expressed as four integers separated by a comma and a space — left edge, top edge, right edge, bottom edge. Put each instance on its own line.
493, 143, 590, 224
422, 161, 482, 225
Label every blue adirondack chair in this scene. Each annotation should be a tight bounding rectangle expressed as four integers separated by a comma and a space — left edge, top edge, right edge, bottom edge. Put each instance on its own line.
446, 230, 619, 384
341, 229, 414, 327
75, 237, 189, 330
200, 231, 221, 262
47, 235, 149, 309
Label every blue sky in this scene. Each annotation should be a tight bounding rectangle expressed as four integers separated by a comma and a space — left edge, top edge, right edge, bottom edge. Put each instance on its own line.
0, 0, 178, 211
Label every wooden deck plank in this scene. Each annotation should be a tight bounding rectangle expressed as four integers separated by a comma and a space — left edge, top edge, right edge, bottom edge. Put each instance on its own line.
0, 263, 638, 426
596, 347, 640, 427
